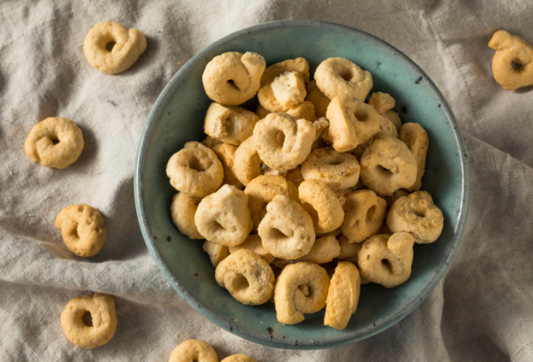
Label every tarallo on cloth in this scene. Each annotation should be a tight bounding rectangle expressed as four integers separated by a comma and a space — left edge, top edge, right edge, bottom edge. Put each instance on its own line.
1, 0, 532, 361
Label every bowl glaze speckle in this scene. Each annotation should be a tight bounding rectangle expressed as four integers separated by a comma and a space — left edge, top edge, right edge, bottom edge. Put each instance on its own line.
134, 19, 469, 349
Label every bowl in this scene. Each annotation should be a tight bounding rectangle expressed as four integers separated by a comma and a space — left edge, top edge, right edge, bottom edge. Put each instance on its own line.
134, 19, 469, 349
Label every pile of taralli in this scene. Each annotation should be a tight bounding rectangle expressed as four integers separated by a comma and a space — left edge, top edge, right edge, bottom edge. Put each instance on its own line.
166, 51, 446, 330
20, 17, 530, 356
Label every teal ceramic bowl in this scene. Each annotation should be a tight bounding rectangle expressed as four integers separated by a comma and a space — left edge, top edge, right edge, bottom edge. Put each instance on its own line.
134, 20, 469, 349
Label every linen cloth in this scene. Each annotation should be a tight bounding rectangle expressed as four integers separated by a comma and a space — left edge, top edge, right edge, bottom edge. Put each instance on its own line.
1, 0, 533, 360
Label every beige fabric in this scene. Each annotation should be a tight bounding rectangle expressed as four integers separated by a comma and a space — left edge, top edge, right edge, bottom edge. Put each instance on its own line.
1, 0, 533, 360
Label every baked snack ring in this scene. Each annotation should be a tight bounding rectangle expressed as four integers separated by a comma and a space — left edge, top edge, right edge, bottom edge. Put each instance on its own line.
55, 204, 106, 257
255, 103, 270, 118
256, 101, 318, 123
83, 21, 147, 75
291, 101, 318, 122
370, 93, 400, 137
24, 117, 84, 169
312, 117, 329, 140
244, 175, 299, 228
270, 258, 297, 270
351, 140, 371, 160
317, 226, 342, 238
383, 110, 402, 131
195, 185, 253, 246
368, 91, 400, 135
215, 249, 275, 305
385, 189, 409, 208
60, 293, 117, 349
315, 57, 373, 101
360, 133, 417, 196
170, 193, 203, 240
337, 238, 372, 286
358, 233, 414, 288
233, 137, 262, 186
260, 57, 310, 84
368, 92, 395, 114
301, 147, 360, 190
286, 166, 305, 188
297, 235, 340, 264
262, 164, 287, 177
387, 191, 444, 244
377, 114, 399, 138
208, 142, 243, 189
203, 241, 229, 268
269, 71, 307, 111
204, 103, 259, 145
166, 141, 224, 197
298, 180, 344, 233
257, 57, 310, 112
202, 51, 266, 105
346, 113, 398, 148
221, 355, 257, 362
258, 195, 316, 260
334, 188, 352, 208
201, 136, 223, 152
255, 101, 316, 123
399, 123, 429, 191
274, 262, 330, 325
341, 190, 387, 243
228, 234, 275, 264
253, 113, 315, 172
488, 30, 533, 91
324, 261, 361, 330
338, 235, 362, 261
305, 80, 330, 118
168, 339, 218, 362
326, 94, 381, 152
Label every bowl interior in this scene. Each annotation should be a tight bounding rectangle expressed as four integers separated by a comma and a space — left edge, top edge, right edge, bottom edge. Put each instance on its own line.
135, 20, 468, 349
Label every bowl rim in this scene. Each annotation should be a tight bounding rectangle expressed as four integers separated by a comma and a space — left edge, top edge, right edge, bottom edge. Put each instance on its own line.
134, 19, 470, 350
